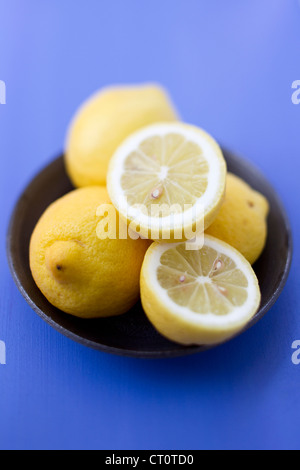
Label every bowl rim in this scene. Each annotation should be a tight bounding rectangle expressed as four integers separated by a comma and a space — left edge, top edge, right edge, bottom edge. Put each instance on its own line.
6, 150, 293, 358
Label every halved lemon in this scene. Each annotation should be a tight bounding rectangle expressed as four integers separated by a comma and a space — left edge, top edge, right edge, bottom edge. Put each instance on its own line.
140, 235, 261, 345
107, 123, 226, 241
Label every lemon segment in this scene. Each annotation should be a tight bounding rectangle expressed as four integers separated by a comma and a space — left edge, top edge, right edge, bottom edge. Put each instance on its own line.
140, 235, 261, 345
107, 123, 226, 242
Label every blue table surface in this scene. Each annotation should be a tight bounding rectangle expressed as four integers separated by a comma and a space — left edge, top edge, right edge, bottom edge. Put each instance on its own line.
0, 0, 299, 450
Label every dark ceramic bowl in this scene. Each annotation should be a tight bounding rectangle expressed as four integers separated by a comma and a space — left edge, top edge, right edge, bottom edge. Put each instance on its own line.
6, 149, 292, 358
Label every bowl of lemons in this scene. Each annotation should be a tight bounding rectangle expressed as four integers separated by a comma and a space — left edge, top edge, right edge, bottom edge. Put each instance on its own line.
7, 83, 292, 357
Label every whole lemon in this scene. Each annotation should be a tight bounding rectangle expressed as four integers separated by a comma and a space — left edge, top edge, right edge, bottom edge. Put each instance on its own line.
29, 187, 151, 318
205, 173, 269, 264
65, 83, 179, 187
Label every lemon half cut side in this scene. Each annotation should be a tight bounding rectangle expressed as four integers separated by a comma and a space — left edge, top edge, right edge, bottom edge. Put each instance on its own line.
107, 123, 226, 242
140, 235, 261, 345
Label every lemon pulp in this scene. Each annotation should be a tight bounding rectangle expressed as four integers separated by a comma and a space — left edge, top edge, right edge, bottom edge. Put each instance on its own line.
121, 134, 209, 209
157, 243, 248, 315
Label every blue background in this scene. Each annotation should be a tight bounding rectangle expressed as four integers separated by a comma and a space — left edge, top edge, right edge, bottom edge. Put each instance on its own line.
0, 0, 299, 450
